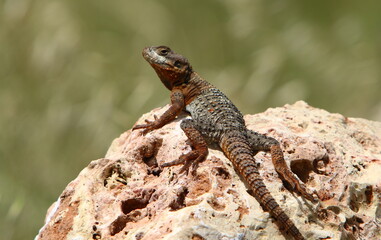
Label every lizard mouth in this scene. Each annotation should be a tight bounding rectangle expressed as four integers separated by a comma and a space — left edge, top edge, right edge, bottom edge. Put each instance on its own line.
142, 47, 168, 66
142, 47, 153, 62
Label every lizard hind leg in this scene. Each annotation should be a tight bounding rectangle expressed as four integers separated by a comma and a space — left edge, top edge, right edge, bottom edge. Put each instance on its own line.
247, 130, 317, 202
161, 119, 208, 176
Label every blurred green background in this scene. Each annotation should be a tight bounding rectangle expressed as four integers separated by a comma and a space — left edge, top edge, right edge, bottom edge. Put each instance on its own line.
1, 0, 381, 239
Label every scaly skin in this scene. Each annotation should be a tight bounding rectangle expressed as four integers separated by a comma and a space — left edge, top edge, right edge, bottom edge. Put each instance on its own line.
133, 46, 316, 240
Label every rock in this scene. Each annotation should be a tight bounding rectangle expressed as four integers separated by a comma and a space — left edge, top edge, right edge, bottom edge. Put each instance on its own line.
35, 101, 381, 240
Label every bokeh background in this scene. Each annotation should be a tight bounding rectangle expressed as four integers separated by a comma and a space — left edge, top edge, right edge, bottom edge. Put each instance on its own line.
1, 0, 381, 239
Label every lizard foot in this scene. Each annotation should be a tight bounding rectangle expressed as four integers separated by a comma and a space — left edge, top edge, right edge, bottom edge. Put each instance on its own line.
132, 115, 159, 135
280, 172, 318, 203
161, 149, 207, 176
269, 145, 318, 202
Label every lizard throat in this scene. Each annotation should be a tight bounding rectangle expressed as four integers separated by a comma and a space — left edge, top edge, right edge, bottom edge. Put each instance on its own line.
152, 64, 191, 90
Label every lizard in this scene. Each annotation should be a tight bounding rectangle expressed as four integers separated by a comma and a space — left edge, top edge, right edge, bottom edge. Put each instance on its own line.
133, 46, 317, 240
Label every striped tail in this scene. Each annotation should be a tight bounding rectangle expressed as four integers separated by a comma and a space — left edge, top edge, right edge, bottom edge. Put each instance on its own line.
220, 130, 305, 240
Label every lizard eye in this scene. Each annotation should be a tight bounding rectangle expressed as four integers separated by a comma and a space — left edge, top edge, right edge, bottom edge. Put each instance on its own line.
174, 61, 182, 68
159, 48, 169, 56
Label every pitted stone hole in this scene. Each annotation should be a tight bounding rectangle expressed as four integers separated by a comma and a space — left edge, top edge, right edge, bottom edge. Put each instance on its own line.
109, 211, 143, 236
313, 155, 329, 174
135, 232, 145, 240
146, 166, 162, 177
109, 189, 155, 236
364, 185, 373, 204
327, 205, 341, 214
348, 183, 373, 212
213, 167, 230, 179
290, 159, 314, 183
207, 195, 226, 211
102, 162, 129, 187
191, 233, 205, 240
121, 198, 149, 215
138, 138, 163, 176
344, 215, 364, 234
109, 215, 131, 236
92, 233, 101, 239
169, 186, 189, 211
122, 189, 155, 215
92, 222, 101, 239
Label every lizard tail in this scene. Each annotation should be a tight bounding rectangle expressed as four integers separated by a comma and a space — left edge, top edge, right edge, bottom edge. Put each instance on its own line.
220, 131, 305, 240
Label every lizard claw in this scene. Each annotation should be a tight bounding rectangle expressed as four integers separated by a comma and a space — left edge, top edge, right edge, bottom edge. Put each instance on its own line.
132, 115, 159, 135
132, 124, 154, 135
291, 179, 318, 203
161, 151, 204, 177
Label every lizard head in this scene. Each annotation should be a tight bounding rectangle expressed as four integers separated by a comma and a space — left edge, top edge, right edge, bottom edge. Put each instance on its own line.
142, 46, 192, 90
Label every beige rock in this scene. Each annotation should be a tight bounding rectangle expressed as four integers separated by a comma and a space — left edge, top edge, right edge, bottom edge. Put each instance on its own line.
36, 101, 381, 240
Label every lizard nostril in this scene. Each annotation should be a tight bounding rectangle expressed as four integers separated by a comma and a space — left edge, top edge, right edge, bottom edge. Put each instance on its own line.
174, 61, 182, 68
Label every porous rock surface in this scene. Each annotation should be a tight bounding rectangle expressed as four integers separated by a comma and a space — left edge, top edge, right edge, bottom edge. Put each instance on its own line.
36, 101, 381, 240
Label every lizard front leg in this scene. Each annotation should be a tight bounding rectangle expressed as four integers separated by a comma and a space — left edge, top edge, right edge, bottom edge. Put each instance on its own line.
133, 89, 185, 135
247, 130, 317, 202
162, 119, 208, 176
